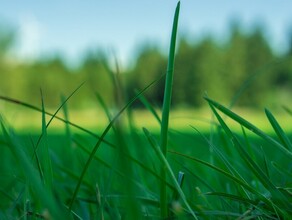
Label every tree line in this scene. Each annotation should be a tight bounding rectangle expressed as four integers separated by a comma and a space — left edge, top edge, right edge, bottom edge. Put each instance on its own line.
0, 24, 291, 110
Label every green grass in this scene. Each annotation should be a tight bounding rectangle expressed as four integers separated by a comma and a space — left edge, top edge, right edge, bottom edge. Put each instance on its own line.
0, 126, 291, 219
160, 2, 180, 218
0, 2, 292, 219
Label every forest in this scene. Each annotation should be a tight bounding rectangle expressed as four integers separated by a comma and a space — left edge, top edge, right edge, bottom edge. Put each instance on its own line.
0, 23, 291, 110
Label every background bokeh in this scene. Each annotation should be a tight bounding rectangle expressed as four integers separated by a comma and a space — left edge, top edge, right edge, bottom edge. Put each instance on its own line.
0, 1, 291, 111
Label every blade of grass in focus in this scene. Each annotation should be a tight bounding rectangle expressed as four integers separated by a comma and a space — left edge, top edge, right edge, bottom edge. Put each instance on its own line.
160, 2, 180, 218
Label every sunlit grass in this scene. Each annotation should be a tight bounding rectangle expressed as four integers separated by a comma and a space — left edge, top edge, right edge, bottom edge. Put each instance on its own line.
2, 107, 292, 134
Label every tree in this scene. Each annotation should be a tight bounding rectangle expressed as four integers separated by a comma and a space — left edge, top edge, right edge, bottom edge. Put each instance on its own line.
0, 26, 16, 103
127, 45, 167, 107
0, 25, 14, 57
77, 50, 114, 107
242, 26, 274, 106
174, 37, 225, 107
222, 23, 275, 106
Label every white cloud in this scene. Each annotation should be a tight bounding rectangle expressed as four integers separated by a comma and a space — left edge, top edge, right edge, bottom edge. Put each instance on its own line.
17, 14, 43, 60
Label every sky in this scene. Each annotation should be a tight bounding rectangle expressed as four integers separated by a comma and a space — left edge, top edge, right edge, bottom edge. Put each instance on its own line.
0, 1, 292, 67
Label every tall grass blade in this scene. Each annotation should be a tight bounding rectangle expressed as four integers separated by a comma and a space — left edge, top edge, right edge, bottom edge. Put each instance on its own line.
265, 108, 292, 151
143, 127, 198, 219
40, 90, 53, 191
204, 97, 292, 159
161, 1, 180, 155
61, 95, 76, 170
160, 2, 180, 217
61, 95, 71, 137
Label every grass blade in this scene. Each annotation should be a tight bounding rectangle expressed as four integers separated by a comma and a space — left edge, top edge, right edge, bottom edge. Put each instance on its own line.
161, 1, 180, 155
265, 108, 292, 151
160, 2, 180, 217
204, 96, 292, 159
40, 90, 53, 191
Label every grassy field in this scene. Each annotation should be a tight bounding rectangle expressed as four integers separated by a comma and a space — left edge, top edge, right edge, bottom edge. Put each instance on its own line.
0, 2, 291, 219
1, 105, 292, 219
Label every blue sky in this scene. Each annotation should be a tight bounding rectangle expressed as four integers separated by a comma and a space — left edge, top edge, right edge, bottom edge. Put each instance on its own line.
0, 1, 292, 66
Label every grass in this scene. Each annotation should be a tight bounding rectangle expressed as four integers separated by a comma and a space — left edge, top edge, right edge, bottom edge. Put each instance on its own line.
0, 113, 291, 218
160, 2, 180, 218
0, 2, 292, 219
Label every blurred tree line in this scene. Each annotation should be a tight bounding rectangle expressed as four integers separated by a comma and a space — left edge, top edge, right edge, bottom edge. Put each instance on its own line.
0, 23, 292, 110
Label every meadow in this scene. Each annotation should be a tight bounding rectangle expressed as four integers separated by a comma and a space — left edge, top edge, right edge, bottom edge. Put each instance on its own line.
1, 2, 292, 219
1, 96, 292, 219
